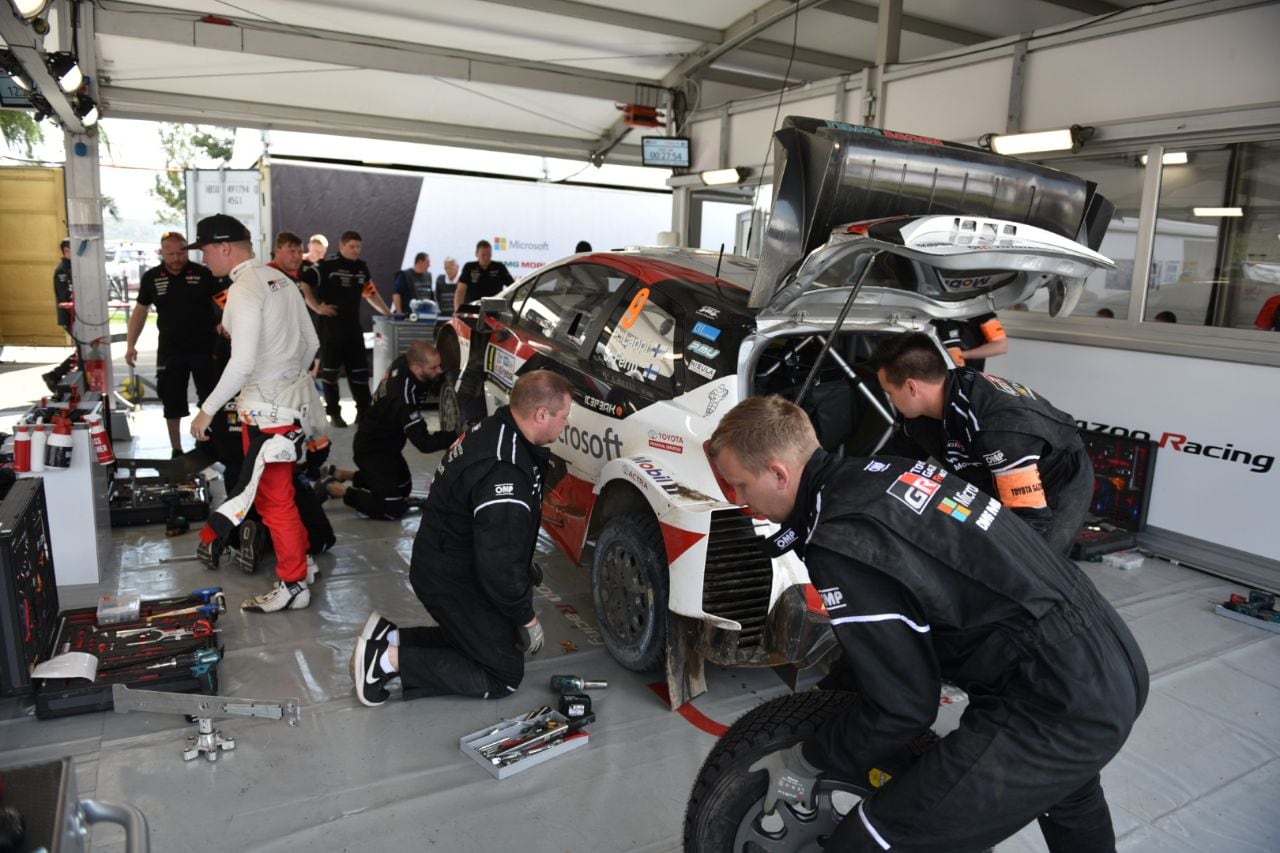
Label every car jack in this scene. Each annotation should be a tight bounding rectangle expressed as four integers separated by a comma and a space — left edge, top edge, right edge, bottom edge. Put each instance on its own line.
111, 684, 301, 762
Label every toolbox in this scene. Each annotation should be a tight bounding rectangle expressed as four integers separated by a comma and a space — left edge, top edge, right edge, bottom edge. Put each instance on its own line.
460, 708, 591, 779
0, 479, 224, 716
107, 473, 211, 527
1072, 431, 1157, 560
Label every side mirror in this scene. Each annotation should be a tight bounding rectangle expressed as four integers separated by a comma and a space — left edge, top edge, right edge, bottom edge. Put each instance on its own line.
480, 295, 513, 325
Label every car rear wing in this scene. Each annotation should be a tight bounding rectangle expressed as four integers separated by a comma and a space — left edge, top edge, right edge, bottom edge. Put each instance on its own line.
749, 117, 1115, 308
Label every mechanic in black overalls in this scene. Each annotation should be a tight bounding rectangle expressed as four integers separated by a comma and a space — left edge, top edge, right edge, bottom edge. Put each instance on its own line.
349, 370, 571, 708
453, 239, 516, 424
311, 230, 392, 428
43, 239, 76, 391
708, 396, 1148, 853
874, 332, 1094, 554
321, 341, 457, 519
931, 312, 1007, 372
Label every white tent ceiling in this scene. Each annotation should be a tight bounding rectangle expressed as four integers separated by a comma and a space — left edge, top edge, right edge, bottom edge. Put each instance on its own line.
88, 0, 1149, 165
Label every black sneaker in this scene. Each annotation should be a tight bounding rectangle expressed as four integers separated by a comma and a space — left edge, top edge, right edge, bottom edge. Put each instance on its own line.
360, 611, 397, 643
196, 538, 224, 571
352, 636, 393, 707
329, 411, 348, 429
235, 519, 264, 574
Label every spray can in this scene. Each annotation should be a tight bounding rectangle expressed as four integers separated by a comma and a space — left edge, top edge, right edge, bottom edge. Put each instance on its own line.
45, 417, 73, 469
29, 424, 48, 472
87, 415, 115, 464
84, 339, 107, 393
13, 425, 31, 473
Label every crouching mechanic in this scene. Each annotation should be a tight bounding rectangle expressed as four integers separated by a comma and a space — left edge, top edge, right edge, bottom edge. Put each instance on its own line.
707, 396, 1148, 852
873, 332, 1094, 554
322, 340, 456, 519
187, 214, 324, 613
351, 370, 572, 706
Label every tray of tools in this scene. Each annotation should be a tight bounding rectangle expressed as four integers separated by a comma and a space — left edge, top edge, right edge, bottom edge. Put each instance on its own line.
32, 587, 226, 719
460, 706, 593, 779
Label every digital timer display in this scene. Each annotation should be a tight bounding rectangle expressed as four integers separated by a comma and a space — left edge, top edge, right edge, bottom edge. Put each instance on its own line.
641, 137, 691, 169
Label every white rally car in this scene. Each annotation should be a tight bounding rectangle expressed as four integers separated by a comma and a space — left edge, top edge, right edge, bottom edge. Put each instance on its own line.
434, 117, 1114, 708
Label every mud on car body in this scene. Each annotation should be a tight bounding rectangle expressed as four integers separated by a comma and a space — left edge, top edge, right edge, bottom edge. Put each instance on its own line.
434, 116, 1115, 709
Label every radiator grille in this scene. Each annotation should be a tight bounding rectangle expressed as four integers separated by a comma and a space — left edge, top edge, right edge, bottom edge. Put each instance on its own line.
701, 510, 773, 648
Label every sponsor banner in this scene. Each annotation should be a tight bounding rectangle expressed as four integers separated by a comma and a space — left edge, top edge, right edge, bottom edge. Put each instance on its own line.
1005, 339, 1280, 561
485, 343, 524, 390
580, 393, 624, 418
633, 456, 679, 495
559, 424, 623, 461
647, 429, 684, 454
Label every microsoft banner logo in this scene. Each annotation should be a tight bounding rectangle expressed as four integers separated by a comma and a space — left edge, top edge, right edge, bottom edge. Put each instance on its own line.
493, 236, 509, 251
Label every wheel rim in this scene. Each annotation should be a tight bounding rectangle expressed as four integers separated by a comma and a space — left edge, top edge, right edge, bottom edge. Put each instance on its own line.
731, 781, 867, 852
439, 386, 460, 433
598, 539, 653, 646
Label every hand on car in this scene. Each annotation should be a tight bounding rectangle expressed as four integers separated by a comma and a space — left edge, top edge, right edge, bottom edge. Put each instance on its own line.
748, 743, 822, 813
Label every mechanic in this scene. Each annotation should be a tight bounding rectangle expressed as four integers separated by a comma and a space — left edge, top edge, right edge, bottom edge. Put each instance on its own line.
42, 239, 76, 392
931, 312, 1007, 372
452, 238, 514, 312
392, 252, 434, 315
873, 332, 1093, 554
435, 256, 460, 317
351, 369, 572, 707
304, 233, 328, 266
707, 395, 1148, 853
321, 340, 456, 520
187, 214, 323, 614
125, 231, 226, 457
307, 230, 392, 428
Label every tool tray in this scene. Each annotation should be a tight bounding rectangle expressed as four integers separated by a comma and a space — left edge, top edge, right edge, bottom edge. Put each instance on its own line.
108, 473, 211, 527
460, 708, 590, 779
33, 592, 225, 719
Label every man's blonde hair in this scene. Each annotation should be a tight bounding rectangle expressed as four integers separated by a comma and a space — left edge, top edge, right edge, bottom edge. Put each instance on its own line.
708, 395, 819, 474
510, 370, 572, 417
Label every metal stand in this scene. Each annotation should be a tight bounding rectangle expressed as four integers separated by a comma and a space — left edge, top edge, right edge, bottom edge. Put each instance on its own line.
111, 684, 301, 763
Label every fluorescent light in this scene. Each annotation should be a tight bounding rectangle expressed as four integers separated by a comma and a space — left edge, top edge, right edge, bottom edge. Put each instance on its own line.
988, 128, 1075, 156
1140, 152, 1188, 166
700, 167, 745, 186
1193, 207, 1243, 217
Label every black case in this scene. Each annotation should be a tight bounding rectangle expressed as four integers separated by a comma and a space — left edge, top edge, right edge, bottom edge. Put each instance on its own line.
0, 479, 60, 696
108, 474, 211, 527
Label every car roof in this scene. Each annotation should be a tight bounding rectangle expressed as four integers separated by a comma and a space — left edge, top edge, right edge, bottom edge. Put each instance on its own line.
567, 247, 758, 311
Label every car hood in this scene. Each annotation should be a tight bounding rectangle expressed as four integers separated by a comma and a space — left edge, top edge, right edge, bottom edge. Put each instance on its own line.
749, 117, 1115, 318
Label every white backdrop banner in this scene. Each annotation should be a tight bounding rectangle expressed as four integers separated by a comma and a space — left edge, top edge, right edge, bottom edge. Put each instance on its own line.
1002, 339, 1279, 561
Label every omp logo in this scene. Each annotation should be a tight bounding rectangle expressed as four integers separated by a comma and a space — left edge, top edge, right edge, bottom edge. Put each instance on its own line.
983, 450, 1006, 466
492, 236, 551, 252
864, 460, 890, 473
887, 473, 941, 514
819, 587, 844, 609
494, 483, 514, 495
1076, 420, 1275, 475
774, 528, 797, 550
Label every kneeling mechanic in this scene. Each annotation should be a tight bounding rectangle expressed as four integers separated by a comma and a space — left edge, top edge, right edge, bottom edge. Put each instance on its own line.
707, 395, 1148, 853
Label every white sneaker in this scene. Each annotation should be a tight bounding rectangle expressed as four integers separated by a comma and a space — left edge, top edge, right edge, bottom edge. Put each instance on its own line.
306, 556, 322, 584
241, 580, 310, 612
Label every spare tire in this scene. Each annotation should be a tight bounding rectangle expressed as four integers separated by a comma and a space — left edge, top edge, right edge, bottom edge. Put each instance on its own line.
684, 690, 870, 852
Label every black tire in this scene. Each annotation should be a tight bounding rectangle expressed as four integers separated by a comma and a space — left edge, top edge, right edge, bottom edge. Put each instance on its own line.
684, 690, 870, 852
591, 513, 668, 672
438, 370, 461, 434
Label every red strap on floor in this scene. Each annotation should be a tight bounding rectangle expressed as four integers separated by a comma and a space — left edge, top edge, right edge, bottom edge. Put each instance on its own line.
648, 682, 729, 737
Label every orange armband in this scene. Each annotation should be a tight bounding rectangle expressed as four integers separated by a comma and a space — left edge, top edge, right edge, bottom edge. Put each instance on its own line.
993, 465, 1047, 509
981, 317, 1007, 342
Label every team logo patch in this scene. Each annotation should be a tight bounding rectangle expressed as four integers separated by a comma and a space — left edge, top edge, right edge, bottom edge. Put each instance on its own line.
983, 450, 1006, 466
937, 497, 972, 522
984, 375, 1037, 399
774, 528, 798, 550
494, 483, 515, 496
864, 460, 890, 473
687, 360, 715, 380
688, 340, 720, 359
696, 305, 721, 320
886, 473, 941, 514
692, 321, 721, 342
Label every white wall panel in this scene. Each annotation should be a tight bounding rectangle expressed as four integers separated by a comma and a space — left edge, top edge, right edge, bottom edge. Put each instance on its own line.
882, 57, 1012, 140
1021, 4, 1280, 130
689, 118, 723, 173
727, 95, 838, 166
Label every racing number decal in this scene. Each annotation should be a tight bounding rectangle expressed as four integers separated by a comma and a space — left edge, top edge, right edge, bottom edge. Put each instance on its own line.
620, 288, 650, 330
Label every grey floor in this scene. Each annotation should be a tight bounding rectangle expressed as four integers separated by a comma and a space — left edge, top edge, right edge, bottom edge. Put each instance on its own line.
1, 379, 1277, 852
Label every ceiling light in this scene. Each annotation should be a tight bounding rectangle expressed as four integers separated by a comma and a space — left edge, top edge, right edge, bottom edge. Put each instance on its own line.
1193, 207, 1243, 217
0, 50, 31, 91
700, 167, 746, 186
979, 125, 1094, 156
1140, 152, 1189, 166
12, 0, 51, 19
45, 52, 82, 94
75, 95, 99, 127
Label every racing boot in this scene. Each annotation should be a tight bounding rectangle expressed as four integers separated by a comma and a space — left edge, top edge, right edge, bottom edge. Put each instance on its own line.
241, 579, 311, 613
235, 519, 266, 574
196, 535, 224, 571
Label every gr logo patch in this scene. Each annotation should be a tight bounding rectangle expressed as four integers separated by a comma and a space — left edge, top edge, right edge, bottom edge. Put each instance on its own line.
887, 473, 941, 514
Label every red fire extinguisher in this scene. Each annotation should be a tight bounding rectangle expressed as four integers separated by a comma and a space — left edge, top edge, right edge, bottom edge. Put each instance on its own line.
84, 338, 107, 393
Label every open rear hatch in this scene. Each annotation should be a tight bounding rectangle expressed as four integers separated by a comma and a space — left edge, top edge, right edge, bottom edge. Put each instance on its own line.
750, 117, 1115, 316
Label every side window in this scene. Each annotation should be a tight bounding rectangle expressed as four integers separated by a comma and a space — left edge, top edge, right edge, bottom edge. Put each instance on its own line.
593, 284, 679, 396
508, 278, 537, 318
516, 264, 621, 348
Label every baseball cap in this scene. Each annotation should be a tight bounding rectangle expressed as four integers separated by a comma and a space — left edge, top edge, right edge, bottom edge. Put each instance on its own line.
309, 233, 329, 247
187, 214, 251, 250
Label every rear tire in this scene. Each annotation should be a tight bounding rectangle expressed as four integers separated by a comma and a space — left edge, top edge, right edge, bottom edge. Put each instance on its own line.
684, 690, 869, 852
438, 370, 461, 433
591, 513, 668, 672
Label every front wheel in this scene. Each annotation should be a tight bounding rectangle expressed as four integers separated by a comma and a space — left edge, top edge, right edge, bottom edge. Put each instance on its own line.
591, 513, 668, 672
684, 690, 870, 852
438, 370, 461, 434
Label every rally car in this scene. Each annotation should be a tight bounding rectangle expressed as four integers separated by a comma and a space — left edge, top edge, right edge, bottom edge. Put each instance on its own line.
434, 117, 1115, 708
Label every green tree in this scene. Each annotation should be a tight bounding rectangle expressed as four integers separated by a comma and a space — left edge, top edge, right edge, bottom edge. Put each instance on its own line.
0, 110, 44, 157
150, 123, 234, 225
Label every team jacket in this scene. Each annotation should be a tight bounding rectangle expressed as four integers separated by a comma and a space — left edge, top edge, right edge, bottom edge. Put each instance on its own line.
353, 356, 456, 459
413, 406, 548, 629
762, 450, 1147, 774
885, 367, 1084, 536
932, 313, 1005, 370
53, 258, 72, 328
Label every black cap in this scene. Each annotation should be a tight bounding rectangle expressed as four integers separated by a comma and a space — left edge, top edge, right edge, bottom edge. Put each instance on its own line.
186, 214, 251, 250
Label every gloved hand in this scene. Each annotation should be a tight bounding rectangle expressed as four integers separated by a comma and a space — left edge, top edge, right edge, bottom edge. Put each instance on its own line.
529, 560, 545, 588
748, 742, 822, 813
517, 618, 544, 655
